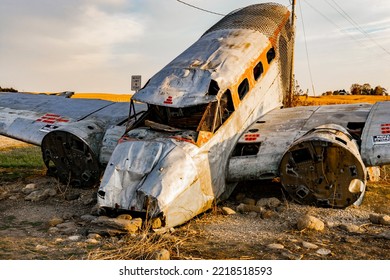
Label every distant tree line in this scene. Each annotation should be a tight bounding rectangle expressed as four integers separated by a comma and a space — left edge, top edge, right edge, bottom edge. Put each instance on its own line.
0, 86, 18, 92
322, 83, 388, 96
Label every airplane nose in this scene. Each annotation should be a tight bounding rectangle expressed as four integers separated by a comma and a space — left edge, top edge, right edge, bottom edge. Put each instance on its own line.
97, 139, 213, 228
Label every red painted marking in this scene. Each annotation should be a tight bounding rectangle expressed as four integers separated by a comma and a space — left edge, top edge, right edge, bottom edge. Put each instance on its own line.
244, 133, 260, 141
36, 113, 69, 123
163, 96, 173, 104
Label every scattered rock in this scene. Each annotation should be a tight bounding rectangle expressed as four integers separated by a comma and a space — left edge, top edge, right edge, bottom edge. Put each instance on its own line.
35, 245, 48, 251
68, 235, 82, 242
367, 167, 381, 182
86, 238, 99, 244
150, 218, 162, 229
22, 183, 37, 195
153, 249, 170, 260
80, 214, 97, 222
48, 217, 64, 227
87, 233, 102, 240
256, 197, 282, 209
242, 198, 256, 206
248, 211, 258, 218
222, 207, 236, 215
261, 210, 276, 219
267, 243, 284, 250
339, 224, 362, 233
316, 248, 331, 256
377, 231, 390, 240
302, 241, 319, 249
56, 222, 78, 235
117, 214, 132, 220
297, 215, 325, 231
236, 203, 265, 214
24, 188, 56, 202
91, 216, 142, 234
282, 251, 303, 260
370, 214, 390, 226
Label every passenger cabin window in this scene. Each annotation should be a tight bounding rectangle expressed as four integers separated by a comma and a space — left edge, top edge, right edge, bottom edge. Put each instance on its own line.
253, 61, 264, 81
267, 47, 276, 64
238, 78, 249, 100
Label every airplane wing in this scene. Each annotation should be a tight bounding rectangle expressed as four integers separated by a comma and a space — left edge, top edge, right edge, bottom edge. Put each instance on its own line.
228, 102, 390, 208
0, 91, 147, 187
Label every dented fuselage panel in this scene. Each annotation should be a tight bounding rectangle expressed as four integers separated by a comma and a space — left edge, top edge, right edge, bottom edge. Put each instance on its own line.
97, 3, 293, 228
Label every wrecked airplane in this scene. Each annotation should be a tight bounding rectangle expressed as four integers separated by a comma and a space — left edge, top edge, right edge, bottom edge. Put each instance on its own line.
1, 3, 390, 228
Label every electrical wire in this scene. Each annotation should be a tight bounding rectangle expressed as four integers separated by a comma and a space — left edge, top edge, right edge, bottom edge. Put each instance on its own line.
176, 0, 225, 17
298, 1, 316, 96
325, 0, 390, 56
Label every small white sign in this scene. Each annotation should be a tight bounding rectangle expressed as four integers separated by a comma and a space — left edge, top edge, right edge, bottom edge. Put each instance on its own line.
131, 75, 142, 91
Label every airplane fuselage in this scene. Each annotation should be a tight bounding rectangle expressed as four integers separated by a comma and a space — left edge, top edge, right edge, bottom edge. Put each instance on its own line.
97, 3, 294, 227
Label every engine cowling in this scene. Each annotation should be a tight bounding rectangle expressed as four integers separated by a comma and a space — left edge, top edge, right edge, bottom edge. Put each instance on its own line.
41, 119, 106, 187
279, 124, 366, 208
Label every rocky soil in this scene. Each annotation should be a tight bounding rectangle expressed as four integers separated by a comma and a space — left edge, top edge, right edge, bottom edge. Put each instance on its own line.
0, 173, 389, 260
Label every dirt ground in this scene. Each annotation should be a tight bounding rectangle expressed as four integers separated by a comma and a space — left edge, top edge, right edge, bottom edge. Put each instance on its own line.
0, 137, 389, 260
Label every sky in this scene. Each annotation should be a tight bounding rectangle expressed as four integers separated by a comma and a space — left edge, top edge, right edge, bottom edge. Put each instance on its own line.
1, 0, 390, 96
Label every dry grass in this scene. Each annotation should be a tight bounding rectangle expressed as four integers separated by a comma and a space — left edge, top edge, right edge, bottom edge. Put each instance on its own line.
296, 95, 390, 106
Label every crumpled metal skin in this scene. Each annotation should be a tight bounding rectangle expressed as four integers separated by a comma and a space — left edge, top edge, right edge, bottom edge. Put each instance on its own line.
97, 129, 214, 228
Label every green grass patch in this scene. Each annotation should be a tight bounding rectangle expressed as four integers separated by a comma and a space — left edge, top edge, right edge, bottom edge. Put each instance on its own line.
0, 146, 45, 181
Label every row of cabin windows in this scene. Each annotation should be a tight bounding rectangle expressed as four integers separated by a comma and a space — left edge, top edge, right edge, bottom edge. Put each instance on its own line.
237, 47, 275, 101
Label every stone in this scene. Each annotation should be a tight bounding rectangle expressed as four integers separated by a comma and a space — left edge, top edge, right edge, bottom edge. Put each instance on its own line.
367, 167, 381, 182
56, 222, 78, 234
257, 197, 282, 208
48, 217, 64, 227
248, 211, 258, 218
242, 198, 256, 206
25, 188, 56, 201
316, 248, 331, 256
150, 218, 162, 229
222, 207, 236, 215
267, 243, 284, 250
369, 214, 390, 225
377, 231, 390, 240
86, 238, 100, 244
297, 215, 325, 231
22, 183, 37, 195
302, 241, 319, 249
92, 217, 142, 233
87, 233, 102, 240
236, 203, 265, 214
80, 214, 97, 222
35, 245, 48, 251
117, 214, 132, 220
68, 235, 82, 242
339, 224, 362, 233
153, 249, 170, 260
261, 210, 276, 219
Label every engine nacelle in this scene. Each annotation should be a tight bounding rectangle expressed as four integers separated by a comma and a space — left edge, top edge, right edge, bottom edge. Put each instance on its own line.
279, 124, 366, 208
41, 119, 107, 187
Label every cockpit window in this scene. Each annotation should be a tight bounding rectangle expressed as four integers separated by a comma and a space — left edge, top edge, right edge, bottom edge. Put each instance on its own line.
208, 79, 220, 95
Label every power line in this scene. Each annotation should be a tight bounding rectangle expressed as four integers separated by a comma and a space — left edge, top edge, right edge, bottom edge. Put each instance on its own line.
176, 0, 225, 17
298, 0, 316, 96
325, 0, 390, 56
